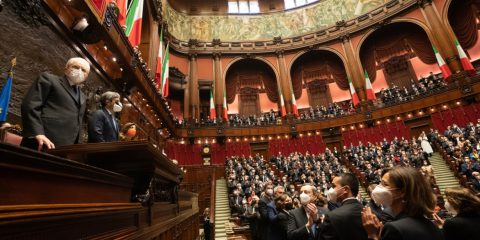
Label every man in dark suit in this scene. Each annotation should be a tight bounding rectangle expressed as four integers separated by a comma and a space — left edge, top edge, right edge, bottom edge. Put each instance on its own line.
88, 91, 121, 142
21, 57, 90, 150
318, 173, 368, 240
287, 184, 325, 240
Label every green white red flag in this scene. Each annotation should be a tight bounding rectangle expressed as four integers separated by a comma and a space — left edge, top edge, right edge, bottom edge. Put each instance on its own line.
155, 28, 163, 91
210, 89, 216, 120
125, 0, 144, 47
433, 45, 452, 79
365, 70, 376, 101
279, 91, 286, 117
349, 77, 360, 107
160, 42, 170, 97
455, 39, 475, 74
223, 87, 228, 120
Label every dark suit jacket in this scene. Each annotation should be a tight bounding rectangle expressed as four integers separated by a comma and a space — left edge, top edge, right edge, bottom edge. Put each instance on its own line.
271, 210, 290, 240
318, 198, 368, 240
381, 212, 444, 240
287, 206, 321, 240
442, 211, 480, 240
88, 108, 119, 142
21, 73, 86, 147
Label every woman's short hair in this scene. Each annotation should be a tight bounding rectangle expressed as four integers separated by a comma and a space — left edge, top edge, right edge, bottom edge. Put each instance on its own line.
387, 166, 436, 217
275, 193, 290, 210
445, 187, 480, 213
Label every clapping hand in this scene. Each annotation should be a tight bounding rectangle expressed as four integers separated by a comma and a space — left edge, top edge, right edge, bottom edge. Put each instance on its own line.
362, 207, 383, 240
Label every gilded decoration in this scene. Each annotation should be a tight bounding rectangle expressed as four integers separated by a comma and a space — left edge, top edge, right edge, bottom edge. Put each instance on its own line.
165, 0, 386, 42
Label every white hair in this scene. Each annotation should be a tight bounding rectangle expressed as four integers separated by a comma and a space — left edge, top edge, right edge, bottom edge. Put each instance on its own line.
66, 57, 90, 73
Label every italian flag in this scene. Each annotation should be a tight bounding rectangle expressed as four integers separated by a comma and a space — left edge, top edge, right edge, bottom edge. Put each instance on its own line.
209, 89, 216, 120
349, 77, 360, 107
291, 92, 298, 117
116, 0, 128, 27
160, 42, 170, 97
155, 28, 163, 91
125, 0, 144, 47
279, 92, 286, 117
455, 39, 475, 74
365, 70, 376, 101
433, 45, 452, 79
223, 87, 228, 120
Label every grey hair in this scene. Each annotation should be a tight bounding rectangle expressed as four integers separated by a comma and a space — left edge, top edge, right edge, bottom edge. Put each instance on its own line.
66, 57, 90, 73
274, 185, 285, 193
100, 91, 120, 106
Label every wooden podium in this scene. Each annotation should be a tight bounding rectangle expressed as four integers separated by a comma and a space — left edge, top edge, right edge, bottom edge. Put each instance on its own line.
0, 141, 199, 240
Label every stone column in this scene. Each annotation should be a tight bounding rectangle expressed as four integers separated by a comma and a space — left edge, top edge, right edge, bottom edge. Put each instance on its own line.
213, 53, 224, 119
189, 54, 200, 119
418, 0, 463, 76
341, 34, 367, 105
276, 50, 292, 115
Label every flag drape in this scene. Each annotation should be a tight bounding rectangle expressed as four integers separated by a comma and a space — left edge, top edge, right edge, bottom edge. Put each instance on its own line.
125, 0, 144, 47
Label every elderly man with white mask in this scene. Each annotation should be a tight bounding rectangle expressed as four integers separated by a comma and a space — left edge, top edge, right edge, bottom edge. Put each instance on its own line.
21, 57, 90, 150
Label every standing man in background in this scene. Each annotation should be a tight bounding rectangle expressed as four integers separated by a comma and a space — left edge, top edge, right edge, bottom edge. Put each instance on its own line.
88, 91, 122, 142
21, 57, 90, 150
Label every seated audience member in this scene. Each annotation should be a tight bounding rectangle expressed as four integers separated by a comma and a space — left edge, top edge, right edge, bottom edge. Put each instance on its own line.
88, 91, 122, 143
362, 166, 444, 240
21, 57, 90, 150
433, 187, 480, 240
318, 173, 368, 240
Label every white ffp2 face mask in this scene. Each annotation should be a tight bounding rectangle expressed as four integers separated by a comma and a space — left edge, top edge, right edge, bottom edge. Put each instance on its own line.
300, 192, 310, 205
67, 69, 86, 85
326, 187, 337, 203
444, 201, 457, 216
371, 184, 394, 208
113, 102, 123, 112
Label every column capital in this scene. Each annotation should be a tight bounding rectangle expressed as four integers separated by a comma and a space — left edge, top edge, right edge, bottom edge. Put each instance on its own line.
275, 49, 285, 57
212, 52, 222, 60
340, 34, 350, 43
189, 53, 197, 60
416, 0, 433, 8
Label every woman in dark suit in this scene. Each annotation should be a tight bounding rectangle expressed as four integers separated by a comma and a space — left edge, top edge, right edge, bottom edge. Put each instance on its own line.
362, 166, 444, 240
270, 194, 293, 240
433, 187, 480, 240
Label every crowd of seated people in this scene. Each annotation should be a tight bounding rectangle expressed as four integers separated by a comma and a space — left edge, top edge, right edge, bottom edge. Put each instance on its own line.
378, 72, 447, 106
223, 150, 480, 240
298, 101, 356, 121
342, 137, 437, 189
435, 122, 480, 193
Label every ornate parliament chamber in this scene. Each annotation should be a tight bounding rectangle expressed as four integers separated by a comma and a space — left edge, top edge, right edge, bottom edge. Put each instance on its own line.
1, 0, 480, 239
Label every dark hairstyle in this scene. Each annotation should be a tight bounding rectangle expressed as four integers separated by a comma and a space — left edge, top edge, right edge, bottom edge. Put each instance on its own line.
387, 166, 436, 217
337, 173, 359, 196
275, 194, 291, 210
445, 187, 480, 214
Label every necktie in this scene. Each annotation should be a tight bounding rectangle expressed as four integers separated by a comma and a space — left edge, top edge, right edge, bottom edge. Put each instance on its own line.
311, 223, 317, 238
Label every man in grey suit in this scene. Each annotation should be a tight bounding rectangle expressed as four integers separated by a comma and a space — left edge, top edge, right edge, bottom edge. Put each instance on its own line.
88, 91, 121, 143
21, 57, 90, 150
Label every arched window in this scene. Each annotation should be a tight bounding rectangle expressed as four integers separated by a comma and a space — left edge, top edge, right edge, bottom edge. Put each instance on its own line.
228, 0, 260, 14
284, 0, 318, 9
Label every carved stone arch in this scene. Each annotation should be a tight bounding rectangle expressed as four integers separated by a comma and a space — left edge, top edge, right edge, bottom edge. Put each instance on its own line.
355, 18, 435, 63
223, 57, 280, 84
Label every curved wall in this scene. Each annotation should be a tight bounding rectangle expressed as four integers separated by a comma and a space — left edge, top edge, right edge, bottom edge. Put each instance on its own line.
164, 0, 386, 41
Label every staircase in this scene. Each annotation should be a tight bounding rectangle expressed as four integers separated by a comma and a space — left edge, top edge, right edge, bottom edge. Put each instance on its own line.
430, 153, 461, 195
214, 178, 230, 240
